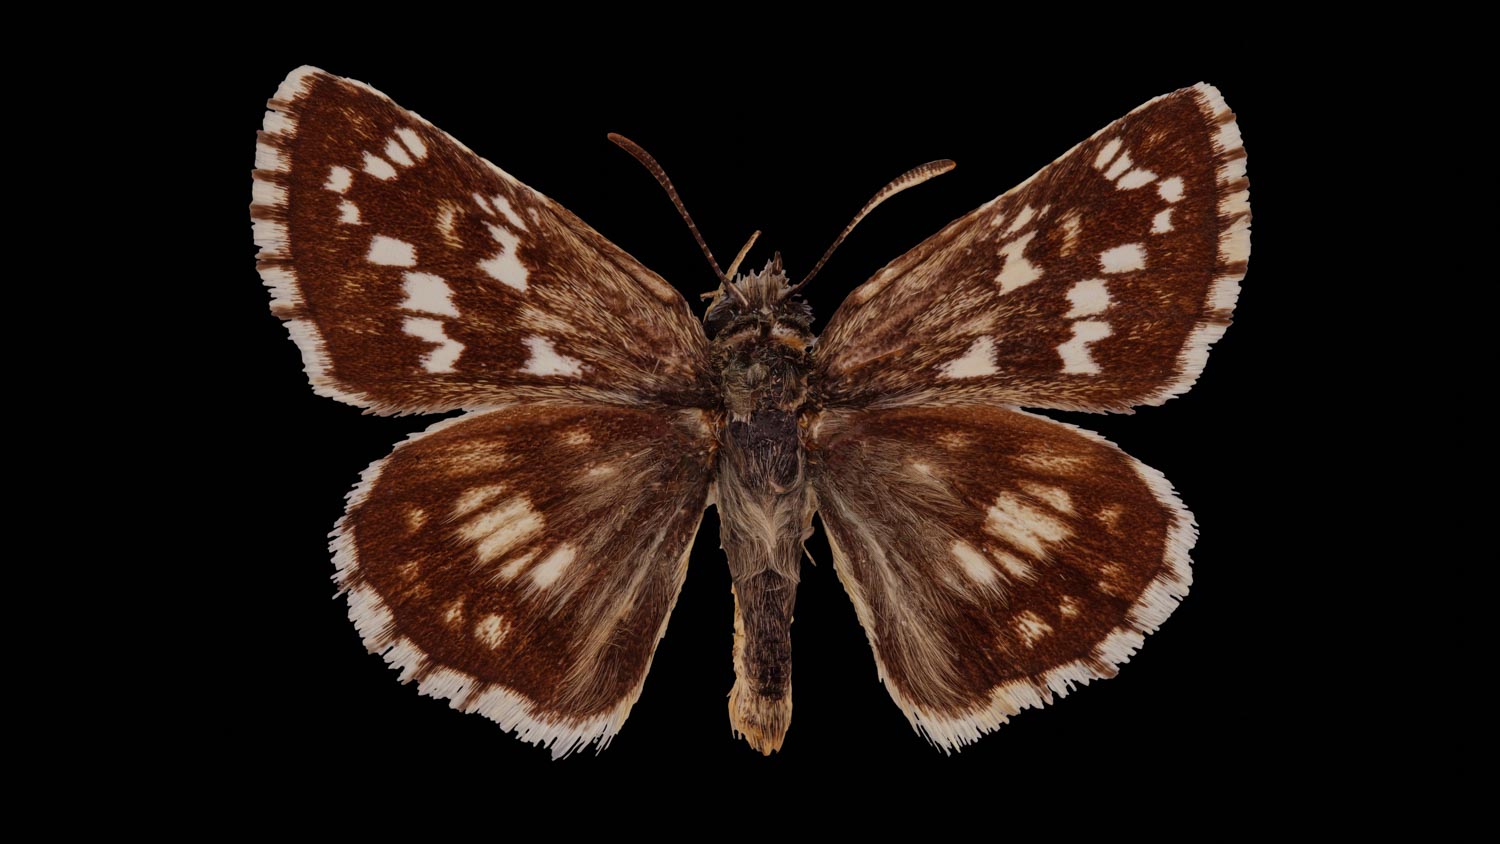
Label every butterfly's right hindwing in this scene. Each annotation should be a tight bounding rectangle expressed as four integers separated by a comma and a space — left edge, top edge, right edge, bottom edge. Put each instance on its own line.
253, 67, 713, 415
337, 403, 715, 757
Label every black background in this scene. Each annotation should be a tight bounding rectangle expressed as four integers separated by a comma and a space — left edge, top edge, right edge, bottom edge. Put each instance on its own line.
208, 44, 1324, 803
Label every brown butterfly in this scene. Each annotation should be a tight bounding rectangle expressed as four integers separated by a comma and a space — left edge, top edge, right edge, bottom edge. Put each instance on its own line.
251, 67, 1249, 757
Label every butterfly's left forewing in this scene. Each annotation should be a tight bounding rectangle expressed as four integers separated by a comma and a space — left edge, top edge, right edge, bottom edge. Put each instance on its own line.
815, 83, 1248, 413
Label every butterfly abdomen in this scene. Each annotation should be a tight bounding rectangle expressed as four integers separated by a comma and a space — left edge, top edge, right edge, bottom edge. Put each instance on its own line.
716, 407, 814, 754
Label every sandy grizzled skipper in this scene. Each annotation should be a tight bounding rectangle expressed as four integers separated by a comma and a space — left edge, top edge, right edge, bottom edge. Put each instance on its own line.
251, 67, 1249, 757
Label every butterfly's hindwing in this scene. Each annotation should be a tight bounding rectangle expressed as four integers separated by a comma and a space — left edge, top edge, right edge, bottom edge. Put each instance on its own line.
252, 67, 713, 414
335, 404, 714, 757
808, 405, 1193, 750
814, 83, 1249, 413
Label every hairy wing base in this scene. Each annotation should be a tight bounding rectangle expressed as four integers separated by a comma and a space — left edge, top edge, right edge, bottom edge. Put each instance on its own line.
809, 405, 1194, 751
334, 404, 714, 757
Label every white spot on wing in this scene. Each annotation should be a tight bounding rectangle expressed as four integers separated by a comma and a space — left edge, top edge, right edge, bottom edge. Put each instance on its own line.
1065, 279, 1109, 317
453, 484, 507, 518
1058, 212, 1082, 256
460, 497, 543, 564
521, 336, 583, 377
1059, 596, 1081, 617
384, 138, 414, 168
993, 550, 1033, 580
444, 599, 465, 625
492, 194, 527, 231
1015, 611, 1053, 647
436, 205, 460, 247
1152, 209, 1174, 234
363, 152, 397, 180
1157, 176, 1184, 203
1059, 320, 1111, 375
1100, 243, 1146, 273
396, 128, 428, 159
479, 224, 528, 291
338, 200, 361, 225
400, 272, 459, 317
368, 235, 417, 266
938, 336, 998, 380
995, 232, 1042, 293
1093, 138, 1122, 170
1004, 204, 1036, 235
951, 541, 999, 588
497, 551, 538, 581
325, 165, 352, 193
1103, 151, 1133, 181
402, 317, 463, 372
1020, 482, 1074, 514
985, 492, 1071, 557
1116, 168, 1157, 189
475, 614, 511, 648
530, 544, 576, 589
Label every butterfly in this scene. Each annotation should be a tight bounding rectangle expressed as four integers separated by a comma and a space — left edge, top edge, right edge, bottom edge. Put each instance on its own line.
251, 67, 1249, 758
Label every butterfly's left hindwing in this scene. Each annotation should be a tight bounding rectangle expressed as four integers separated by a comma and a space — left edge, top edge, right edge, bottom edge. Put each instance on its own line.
337, 404, 714, 757
808, 405, 1193, 750
814, 83, 1248, 413
252, 67, 712, 414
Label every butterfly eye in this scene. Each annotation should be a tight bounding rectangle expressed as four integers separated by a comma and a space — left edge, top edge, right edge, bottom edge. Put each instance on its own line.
704, 295, 738, 338
780, 295, 814, 327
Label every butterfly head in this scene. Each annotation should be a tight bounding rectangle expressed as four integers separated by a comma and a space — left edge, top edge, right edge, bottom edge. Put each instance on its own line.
704, 253, 813, 341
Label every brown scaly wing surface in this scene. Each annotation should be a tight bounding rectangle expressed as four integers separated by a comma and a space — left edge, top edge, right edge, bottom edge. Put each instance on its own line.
813, 83, 1248, 413
807, 405, 1193, 750
252, 66, 712, 415
337, 404, 714, 757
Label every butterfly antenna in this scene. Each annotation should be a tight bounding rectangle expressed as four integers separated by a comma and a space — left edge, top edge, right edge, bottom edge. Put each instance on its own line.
700, 231, 761, 303
724, 230, 761, 279
786, 159, 956, 297
608, 133, 749, 307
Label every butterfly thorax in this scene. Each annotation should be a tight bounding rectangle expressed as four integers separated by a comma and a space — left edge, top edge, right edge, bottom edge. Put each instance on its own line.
706, 257, 815, 421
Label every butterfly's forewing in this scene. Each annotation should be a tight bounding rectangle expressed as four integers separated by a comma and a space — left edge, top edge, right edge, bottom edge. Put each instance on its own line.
814, 83, 1248, 413
252, 67, 712, 415
337, 404, 714, 757
807, 405, 1192, 750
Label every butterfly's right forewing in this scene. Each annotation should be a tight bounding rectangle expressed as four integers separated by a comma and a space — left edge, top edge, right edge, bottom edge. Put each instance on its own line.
253, 67, 713, 415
